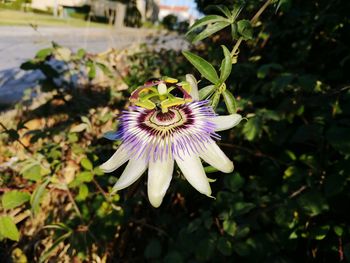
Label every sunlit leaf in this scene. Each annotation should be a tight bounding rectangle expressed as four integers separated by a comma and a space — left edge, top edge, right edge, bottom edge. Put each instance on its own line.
2, 191, 30, 210
187, 15, 228, 34
182, 51, 219, 84
0, 216, 20, 241
192, 21, 231, 43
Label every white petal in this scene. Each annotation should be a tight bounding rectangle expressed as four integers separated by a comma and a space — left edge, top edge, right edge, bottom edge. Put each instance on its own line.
210, 114, 242, 132
112, 157, 148, 192
147, 158, 174, 208
175, 152, 211, 196
186, 74, 199, 100
199, 141, 234, 173
99, 145, 129, 173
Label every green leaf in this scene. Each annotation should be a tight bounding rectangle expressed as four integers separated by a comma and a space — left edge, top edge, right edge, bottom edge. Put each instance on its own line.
86, 61, 96, 79
211, 91, 221, 109
220, 45, 232, 82
182, 51, 219, 84
237, 19, 253, 40
199, 85, 216, 100
310, 225, 330, 240
333, 226, 344, 237
192, 21, 231, 43
204, 165, 219, 173
223, 220, 237, 236
81, 158, 93, 170
243, 116, 262, 141
39, 232, 71, 263
217, 237, 233, 256
0, 216, 20, 241
35, 48, 53, 60
93, 167, 104, 176
23, 164, 42, 181
144, 239, 161, 259
2, 191, 30, 210
222, 89, 237, 114
224, 173, 244, 192
187, 15, 228, 34
76, 171, 94, 183
30, 179, 50, 216
76, 48, 86, 59
298, 191, 329, 217
96, 62, 113, 78
76, 184, 89, 201
215, 5, 232, 18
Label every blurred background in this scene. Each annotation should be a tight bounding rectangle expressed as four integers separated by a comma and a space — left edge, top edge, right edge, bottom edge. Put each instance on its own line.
0, 0, 350, 262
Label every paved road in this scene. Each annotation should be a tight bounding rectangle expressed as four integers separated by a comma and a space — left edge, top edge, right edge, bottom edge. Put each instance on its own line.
0, 25, 156, 71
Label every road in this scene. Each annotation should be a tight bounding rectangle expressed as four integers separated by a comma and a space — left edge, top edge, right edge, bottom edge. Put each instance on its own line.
0, 25, 155, 71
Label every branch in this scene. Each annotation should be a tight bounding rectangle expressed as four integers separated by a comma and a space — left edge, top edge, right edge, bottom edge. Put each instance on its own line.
231, 0, 273, 58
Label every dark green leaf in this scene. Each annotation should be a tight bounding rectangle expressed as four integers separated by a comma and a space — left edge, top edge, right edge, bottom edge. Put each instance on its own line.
217, 237, 232, 256
224, 173, 244, 192
144, 239, 161, 259
237, 19, 253, 40
182, 51, 219, 84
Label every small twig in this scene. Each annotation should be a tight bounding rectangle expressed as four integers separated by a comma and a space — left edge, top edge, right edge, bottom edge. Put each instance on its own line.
65, 186, 83, 220
288, 185, 307, 199
0, 121, 34, 154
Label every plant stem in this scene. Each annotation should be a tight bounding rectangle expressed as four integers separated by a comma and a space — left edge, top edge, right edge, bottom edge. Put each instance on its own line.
0, 122, 34, 154
231, 0, 273, 58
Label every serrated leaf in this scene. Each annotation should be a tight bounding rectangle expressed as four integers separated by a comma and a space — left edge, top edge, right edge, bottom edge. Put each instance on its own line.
192, 21, 231, 43
81, 158, 93, 170
187, 15, 228, 34
0, 216, 20, 241
30, 179, 50, 216
182, 51, 219, 84
222, 89, 237, 114
2, 191, 30, 210
237, 19, 253, 40
220, 45, 232, 82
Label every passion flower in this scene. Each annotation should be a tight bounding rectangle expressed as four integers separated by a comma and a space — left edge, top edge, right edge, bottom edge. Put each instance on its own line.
101, 75, 242, 207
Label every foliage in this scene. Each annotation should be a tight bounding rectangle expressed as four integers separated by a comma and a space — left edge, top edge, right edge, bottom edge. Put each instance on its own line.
1, 0, 350, 262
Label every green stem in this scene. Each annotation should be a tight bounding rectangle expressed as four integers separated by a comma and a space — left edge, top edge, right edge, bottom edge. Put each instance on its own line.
231, 0, 273, 58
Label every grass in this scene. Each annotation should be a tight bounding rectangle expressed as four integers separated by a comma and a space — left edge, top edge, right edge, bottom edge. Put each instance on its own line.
0, 9, 108, 28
